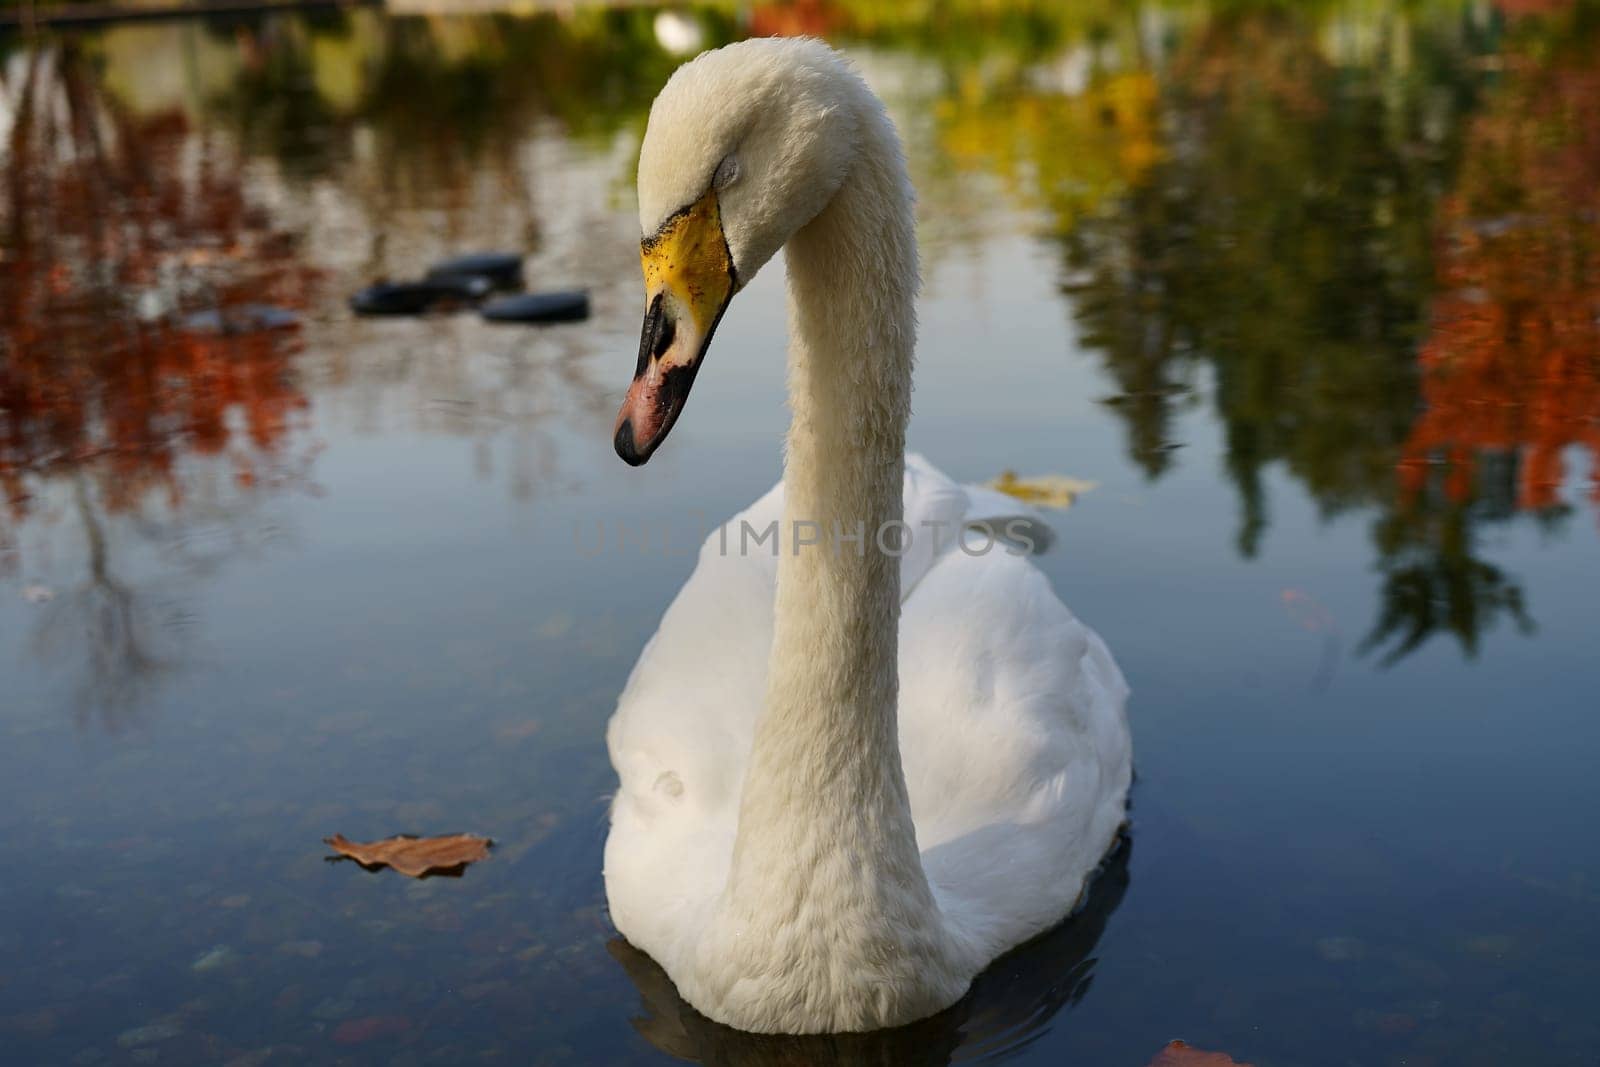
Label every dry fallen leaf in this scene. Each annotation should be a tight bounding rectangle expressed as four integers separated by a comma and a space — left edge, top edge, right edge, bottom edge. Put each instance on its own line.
324, 833, 492, 878
1147, 1040, 1253, 1067
987, 470, 1098, 510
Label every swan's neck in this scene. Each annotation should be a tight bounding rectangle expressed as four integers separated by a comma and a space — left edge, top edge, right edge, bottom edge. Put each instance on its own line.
721, 103, 949, 965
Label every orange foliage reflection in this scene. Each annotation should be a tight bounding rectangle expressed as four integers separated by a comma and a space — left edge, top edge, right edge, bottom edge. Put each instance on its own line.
1400, 9, 1600, 515
0, 46, 318, 531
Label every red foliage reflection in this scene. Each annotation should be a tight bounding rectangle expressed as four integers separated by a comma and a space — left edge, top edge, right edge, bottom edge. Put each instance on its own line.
0, 46, 317, 528
1400, 12, 1600, 514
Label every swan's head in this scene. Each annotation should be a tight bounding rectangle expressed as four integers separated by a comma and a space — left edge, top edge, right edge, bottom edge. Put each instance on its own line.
615, 38, 864, 465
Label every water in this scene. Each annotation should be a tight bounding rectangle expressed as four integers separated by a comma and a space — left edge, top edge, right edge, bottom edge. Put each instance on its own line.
1, 3, 1598, 1064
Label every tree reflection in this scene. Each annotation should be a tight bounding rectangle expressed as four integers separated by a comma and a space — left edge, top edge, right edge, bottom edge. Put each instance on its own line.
1363, 491, 1537, 667
31, 475, 178, 725
200, 8, 731, 195
1365, 1, 1600, 663
0, 45, 317, 727
1063, 7, 1475, 541
1052, 3, 1598, 665
1398, 1, 1600, 517
7, 0, 1596, 694
139, 11, 654, 494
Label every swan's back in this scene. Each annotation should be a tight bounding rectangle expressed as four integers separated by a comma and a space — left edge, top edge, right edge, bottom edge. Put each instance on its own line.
604, 456, 1131, 985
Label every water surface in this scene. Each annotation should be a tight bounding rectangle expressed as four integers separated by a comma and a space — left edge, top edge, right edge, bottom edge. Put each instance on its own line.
2, 3, 1598, 1064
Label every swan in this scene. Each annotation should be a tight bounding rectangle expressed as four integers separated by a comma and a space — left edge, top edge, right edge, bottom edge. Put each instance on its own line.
604, 37, 1132, 1035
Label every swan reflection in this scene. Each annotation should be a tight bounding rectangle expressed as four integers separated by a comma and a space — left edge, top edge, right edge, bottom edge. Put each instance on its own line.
609, 838, 1131, 1066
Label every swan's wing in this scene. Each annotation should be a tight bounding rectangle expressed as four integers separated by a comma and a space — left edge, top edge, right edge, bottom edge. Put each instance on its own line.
898, 545, 1131, 963
910, 453, 1059, 570
604, 481, 782, 946
956, 482, 1057, 555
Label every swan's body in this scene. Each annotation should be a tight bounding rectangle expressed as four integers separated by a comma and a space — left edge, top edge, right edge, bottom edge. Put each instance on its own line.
604, 38, 1131, 1035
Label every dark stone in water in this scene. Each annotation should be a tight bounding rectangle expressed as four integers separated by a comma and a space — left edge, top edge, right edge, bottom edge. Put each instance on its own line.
350, 276, 492, 316
480, 290, 590, 324
426, 252, 524, 291
181, 305, 300, 335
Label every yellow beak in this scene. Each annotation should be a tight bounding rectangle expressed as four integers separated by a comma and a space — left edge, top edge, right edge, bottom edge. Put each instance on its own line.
615, 188, 736, 466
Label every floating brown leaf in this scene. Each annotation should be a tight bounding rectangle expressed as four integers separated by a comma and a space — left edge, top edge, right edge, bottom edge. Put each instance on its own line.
1148, 1041, 1253, 1067
324, 833, 492, 878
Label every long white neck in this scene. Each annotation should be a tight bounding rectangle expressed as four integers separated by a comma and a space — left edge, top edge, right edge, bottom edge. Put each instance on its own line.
713, 96, 961, 1024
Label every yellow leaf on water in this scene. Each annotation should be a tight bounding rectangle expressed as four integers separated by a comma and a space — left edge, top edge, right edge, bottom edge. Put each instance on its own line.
987, 470, 1098, 510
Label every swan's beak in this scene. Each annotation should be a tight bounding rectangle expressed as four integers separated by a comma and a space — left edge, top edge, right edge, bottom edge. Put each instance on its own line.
615, 188, 736, 466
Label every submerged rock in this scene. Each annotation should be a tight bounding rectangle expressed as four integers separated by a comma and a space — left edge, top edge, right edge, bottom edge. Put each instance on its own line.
479, 290, 590, 324
350, 276, 492, 316
426, 252, 524, 291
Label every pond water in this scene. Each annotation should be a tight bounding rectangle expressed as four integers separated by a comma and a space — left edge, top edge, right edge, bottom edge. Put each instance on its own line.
2, 3, 1598, 1064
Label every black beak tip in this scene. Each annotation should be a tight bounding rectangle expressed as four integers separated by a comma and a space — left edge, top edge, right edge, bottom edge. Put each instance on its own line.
614, 419, 650, 467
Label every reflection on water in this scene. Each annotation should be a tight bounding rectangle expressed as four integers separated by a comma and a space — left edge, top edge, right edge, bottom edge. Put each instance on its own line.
1, 43, 318, 724
1057, 2, 1600, 664
1400, 4, 1600, 515
1, 3, 1599, 1065
1371, 4, 1600, 662
4, 4, 1591, 690
615, 842, 1129, 1066
1, 16, 636, 720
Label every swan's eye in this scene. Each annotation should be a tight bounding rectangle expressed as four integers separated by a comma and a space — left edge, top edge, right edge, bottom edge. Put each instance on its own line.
712, 155, 739, 191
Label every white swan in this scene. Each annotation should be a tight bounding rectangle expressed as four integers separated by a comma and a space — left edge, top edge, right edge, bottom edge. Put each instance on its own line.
604, 38, 1132, 1035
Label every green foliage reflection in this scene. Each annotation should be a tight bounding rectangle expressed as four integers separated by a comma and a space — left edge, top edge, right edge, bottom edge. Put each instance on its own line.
1058, 2, 1599, 664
